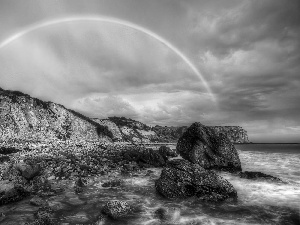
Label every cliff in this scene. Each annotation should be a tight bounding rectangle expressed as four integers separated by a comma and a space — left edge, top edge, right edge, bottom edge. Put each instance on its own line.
210, 126, 250, 143
0, 87, 249, 145
95, 117, 250, 144
0, 88, 113, 145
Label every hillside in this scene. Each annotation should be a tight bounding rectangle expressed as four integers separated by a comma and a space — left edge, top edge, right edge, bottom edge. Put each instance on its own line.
0, 87, 250, 145
0, 88, 113, 145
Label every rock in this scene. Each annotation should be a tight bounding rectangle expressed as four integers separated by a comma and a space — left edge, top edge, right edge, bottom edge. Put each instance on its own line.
101, 200, 131, 219
155, 159, 237, 201
32, 206, 55, 225
158, 146, 178, 160
102, 179, 124, 188
176, 122, 242, 172
239, 171, 283, 182
30, 196, 46, 206
138, 149, 165, 167
15, 163, 41, 180
154, 207, 171, 221
0, 180, 29, 206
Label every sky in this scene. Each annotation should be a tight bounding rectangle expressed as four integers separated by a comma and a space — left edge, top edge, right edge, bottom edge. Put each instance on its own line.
0, 0, 299, 142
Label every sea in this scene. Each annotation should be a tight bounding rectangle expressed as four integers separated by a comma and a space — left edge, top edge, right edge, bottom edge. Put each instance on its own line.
0, 144, 299, 225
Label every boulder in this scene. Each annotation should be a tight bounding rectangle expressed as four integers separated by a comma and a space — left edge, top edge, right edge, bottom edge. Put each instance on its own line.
0, 180, 29, 206
101, 200, 131, 219
15, 163, 41, 180
239, 171, 283, 182
155, 159, 237, 201
176, 122, 242, 172
158, 146, 178, 161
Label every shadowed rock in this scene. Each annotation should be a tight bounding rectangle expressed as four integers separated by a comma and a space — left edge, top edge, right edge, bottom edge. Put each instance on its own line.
177, 122, 242, 172
15, 163, 41, 180
0, 180, 29, 206
158, 146, 178, 161
155, 159, 237, 201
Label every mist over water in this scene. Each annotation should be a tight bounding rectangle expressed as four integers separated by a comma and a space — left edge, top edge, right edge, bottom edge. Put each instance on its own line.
1, 144, 299, 224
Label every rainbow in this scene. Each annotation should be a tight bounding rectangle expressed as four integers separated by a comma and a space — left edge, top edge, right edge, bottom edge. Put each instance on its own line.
0, 16, 216, 102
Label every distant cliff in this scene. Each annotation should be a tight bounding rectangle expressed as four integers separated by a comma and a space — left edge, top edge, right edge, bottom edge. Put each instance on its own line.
210, 126, 249, 143
95, 117, 250, 144
0, 88, 112, 144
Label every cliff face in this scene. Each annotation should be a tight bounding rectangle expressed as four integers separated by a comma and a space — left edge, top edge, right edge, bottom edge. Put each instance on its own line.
0, 89, 112, 144
210, 126, 249, 143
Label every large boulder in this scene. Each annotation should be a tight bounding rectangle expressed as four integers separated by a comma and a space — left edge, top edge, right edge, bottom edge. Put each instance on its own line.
176, 122, 242, 172
101, 200, 131, 219
155, 159, 237, 201
0, 180, 29, 206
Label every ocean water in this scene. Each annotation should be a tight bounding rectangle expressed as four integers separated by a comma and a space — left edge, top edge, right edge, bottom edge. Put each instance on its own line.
0, 144, 299, 225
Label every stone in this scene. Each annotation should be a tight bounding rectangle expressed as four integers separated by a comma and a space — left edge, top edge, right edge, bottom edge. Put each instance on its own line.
0, 180, 29, 206
30, 196, 46, 206
155, 159, 237, 201
158, 146, 178, 161
101, 200, 131, 219
239, 171, 283, 182
177, 122, 242, 172
15, 163, 41, 180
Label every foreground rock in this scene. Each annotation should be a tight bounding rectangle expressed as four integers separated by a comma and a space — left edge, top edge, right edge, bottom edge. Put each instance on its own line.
101, 200, 131, 219
239, 171, 283, 182
0, 180, 29, 206
177, 122, 242, 172
155, 159, 237, 201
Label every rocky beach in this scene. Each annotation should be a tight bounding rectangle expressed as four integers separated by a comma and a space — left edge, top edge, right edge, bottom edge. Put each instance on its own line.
0, 87, 299, 224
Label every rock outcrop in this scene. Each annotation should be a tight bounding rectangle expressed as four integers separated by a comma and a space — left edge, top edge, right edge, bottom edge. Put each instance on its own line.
0, 88, 113, 144
176, 122, 242, 172
155, 159, 237, 201
239, 171, 283, 182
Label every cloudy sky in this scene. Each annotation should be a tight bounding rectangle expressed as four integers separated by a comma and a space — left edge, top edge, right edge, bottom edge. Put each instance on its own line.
0, 0, 299, 142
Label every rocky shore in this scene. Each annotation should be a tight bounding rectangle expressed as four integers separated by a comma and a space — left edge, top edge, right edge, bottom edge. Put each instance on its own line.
0, 87, 284, 224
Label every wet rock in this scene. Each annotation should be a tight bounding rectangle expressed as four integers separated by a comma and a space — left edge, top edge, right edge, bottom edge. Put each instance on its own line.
31, 206, 55, 225
154, 207, 171, 221
0, 146, 21, 155
101, 200, 131, 219
0, 180, 29, 206
177, 122, 242, 172
158, 146, 178, 161
30, 196, 46, 206
155, 159, 237, 201
239, 171, 283, 182
102, 179, 124, 188
15, 163, 41, 180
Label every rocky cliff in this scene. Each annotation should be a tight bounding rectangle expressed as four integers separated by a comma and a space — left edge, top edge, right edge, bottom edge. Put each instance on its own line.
0, 88, 112, 144
210, 126, 249, 143
0, 87, 249, 145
